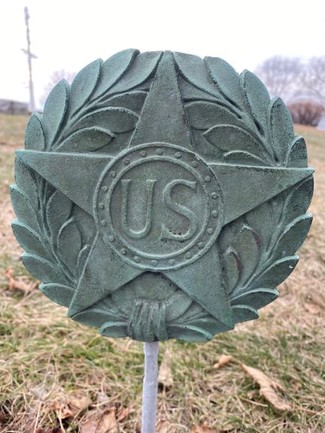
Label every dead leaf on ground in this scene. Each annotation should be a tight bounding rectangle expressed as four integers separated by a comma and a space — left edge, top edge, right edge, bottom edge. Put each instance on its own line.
80, 407, 118, 433
241, 363, 291, 411
52, 391, 92, 419
67, 390, 92, 412
192, 425, 216, 433
97, 392, 111, 405
304, 303, 323, 315
5, 267, 37, 294
117, 406, 135, 422
213, 354, 234, 369
156, 419, 170, 433
53, 401, 74, 420
158, 349, 174, 389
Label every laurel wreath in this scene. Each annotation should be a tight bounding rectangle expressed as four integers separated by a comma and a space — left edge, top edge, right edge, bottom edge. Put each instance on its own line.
11, 50, 313, 341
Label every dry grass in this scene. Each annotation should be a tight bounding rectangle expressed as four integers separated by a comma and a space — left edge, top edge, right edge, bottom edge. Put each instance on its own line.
0, 116, 324, 433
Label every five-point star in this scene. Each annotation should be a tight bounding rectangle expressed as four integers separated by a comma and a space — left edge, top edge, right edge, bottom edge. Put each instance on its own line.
17, 52, 312, 330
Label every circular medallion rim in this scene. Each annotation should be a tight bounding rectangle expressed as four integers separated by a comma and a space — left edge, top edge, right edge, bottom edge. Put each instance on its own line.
95, 143, 224, 271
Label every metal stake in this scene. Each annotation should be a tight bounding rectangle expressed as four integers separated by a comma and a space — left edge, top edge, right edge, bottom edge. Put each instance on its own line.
141, 341, 159, 433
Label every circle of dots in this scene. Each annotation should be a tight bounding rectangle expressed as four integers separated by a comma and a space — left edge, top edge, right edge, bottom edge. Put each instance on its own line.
97, 145, 223, 270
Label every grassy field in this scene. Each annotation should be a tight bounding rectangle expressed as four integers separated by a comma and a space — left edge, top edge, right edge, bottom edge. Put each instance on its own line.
0, 115, 324, 433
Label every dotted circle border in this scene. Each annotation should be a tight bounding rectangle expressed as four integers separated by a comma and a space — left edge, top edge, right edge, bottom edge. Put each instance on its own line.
95, 143, 224, 271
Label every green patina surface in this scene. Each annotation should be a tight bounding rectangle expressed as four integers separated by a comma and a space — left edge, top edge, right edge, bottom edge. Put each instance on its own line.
10, 50, 313, 342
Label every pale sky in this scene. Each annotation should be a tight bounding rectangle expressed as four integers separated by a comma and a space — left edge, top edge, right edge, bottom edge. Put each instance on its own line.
1, 0, 325, 107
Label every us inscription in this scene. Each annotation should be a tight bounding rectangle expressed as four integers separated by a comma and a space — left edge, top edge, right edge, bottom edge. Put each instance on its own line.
96, 143, 224, 270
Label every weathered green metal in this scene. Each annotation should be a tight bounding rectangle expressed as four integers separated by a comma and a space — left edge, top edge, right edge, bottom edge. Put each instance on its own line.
10, 50, 313, 342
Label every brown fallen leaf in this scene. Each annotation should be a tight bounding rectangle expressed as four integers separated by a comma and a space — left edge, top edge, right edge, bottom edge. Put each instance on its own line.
97, 392, 111, 405
80, 409, 98, 433
67, 390, 92, 412
53, 402, 74, 420
192, 425, 216, 433
241, 363, 291, 411
5, 267, 37, 294
117, 406, 135, 422
52, 391, 92, 419
158, 349, 174, 389
80, 407, 118, 433
98, 409, 119, 433
307, 292, 325, 309
156, 419, 170, 433
213, 354, 233, 369
305, 303, 323, 315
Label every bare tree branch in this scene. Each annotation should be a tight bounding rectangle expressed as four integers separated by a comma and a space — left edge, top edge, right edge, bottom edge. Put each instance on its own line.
254, 56, 304, 102
300, 56, 325, 105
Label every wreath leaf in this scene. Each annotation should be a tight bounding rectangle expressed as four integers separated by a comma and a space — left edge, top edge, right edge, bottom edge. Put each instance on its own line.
283, 177, 313, 226
273, 214, 312, 259
173, 52, 217, 96
57, 218, 82, 270
69, 59, 102, 116
12, 221, 50, 259
42, 80, 69, 147
40, 283, 75, 307
205, 56, 244, 106
233, 226, 260, 287
232, 305, 259, 323
72, 304, 122, 327
99, 322, 129, 338
110, 51, 162, 94
10, 186, 39, 231
46, 190, 73, 239
224, 150, 267, 166
58, 127, 114, 152
71, 206, 94, 244
14, 158, 38, 204
22, 253, 68, 285
251, 256, 298, 289
269, 97, 295, 163
186, 101, 240, 130
241, 70, 270, 130
230, 288, 278, 310
102, 91, 147, 112
73, 107, 139, 133
168, 323, 214, 342
223, 249, 240, 294
245, 202, 274, 250
287, 136, 308, 168
92, 49, 139, 99
204, 124, 265, 159
25, 113, 45, 150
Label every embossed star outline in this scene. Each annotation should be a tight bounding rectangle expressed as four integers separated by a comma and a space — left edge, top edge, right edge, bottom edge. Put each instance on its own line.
17, 52, 312, 332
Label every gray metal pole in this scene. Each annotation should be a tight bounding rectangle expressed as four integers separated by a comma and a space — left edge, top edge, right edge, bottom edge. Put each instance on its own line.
141, 342, 159, 433
24, 7, 36, 112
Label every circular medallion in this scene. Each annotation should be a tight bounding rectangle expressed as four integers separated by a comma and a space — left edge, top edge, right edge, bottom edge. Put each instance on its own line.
96, 143, 224, 270
12, 49, 313, 343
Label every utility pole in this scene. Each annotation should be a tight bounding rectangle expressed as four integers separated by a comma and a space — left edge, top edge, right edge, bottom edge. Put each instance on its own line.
22, 6, 37, 112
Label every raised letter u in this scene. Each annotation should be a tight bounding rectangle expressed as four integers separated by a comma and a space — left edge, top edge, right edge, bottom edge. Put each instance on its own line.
121, 179, 156, 239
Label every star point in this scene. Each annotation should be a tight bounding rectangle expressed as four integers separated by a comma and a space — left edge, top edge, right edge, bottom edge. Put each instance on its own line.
16, 145, 313, 326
